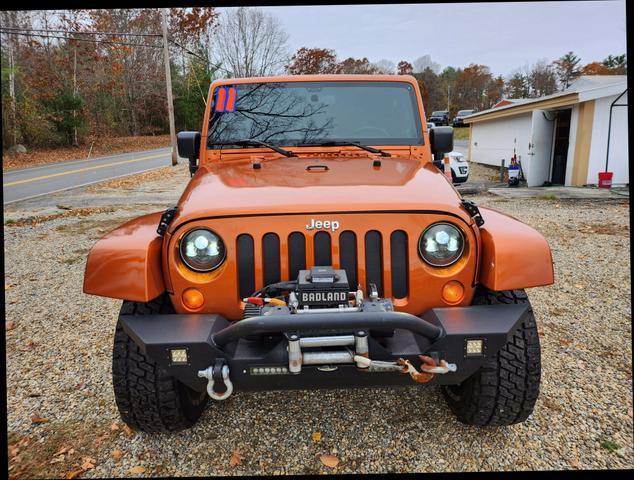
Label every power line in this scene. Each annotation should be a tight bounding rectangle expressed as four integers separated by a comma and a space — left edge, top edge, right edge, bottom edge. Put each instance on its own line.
0, 29, 162, 49
1, 28, 216, 64
0, 26, 161, 38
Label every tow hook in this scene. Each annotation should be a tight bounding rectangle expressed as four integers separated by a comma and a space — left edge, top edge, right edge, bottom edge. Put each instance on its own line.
198, 363, 234, 401
397, 355, 457, 384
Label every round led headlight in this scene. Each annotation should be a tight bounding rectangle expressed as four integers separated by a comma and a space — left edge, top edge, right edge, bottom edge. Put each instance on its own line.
179, 229, 226, 272
419, 222, 465, 267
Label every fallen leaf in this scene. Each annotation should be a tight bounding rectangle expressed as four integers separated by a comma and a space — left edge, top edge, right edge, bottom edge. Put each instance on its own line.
112, 449, 123, 462
7, 321, 16, 331
50, 455, 65, 465
110, 421, 119, 431
319, 454, 340, 468
570, 457, 580, 468
66, 470, 83, 479
9, 445, 20, 457
5, 283, 15, 290
128, 466, 146, 475
574, 283, 584, 289
311, 431, 322, 442
30, 414, 49, 424
122, 424, 134, 436
55, 446, 70, 456
26, 340, 37, 349
229, 449, 244, 467
81, 457, 95, 470
559, 339, 571, 347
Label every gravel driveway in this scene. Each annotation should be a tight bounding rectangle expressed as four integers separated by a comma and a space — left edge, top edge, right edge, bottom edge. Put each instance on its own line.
5, 167, 632, 476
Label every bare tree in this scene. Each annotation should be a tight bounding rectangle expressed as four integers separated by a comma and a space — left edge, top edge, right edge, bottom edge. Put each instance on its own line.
212, 7, 290, 78
413, 55, 440, 74
373, 59, 396, 74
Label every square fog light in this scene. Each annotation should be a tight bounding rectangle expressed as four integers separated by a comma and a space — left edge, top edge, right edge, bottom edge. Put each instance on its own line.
466, 339, 484, 356
170, 348, 189, 364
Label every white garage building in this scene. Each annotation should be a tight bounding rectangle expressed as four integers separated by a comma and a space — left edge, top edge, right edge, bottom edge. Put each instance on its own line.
464, 76, 628, 187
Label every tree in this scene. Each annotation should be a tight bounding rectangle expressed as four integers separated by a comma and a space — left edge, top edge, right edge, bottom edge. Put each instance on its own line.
413, 55, 440, 74
601, 54, 627, 74
286, 47, 339, 74
529, 60, 557, 97
212, 7, 289, 78
579, 61, 611, 76
553, 51, 581, 89
397, 60, 413, 75
373, 59, 396, 74
414, 67, 444, 114
505, 72, 530, 98
485, 75, 505, 108
337, 57, 379, 74
454, 64, 493, 111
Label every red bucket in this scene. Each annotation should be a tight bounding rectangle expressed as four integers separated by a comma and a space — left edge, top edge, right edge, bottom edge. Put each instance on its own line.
598, 171, 613, 189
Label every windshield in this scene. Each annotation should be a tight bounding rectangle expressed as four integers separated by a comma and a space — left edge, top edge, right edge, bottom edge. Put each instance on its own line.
207, 81, 423, 147
457, 110, 473, 116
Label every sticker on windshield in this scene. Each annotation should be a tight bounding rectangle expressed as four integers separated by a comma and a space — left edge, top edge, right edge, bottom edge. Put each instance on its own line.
214, 87, 237, 113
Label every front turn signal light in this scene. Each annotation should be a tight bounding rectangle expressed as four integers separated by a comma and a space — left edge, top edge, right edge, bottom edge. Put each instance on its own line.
442, 281, 464, 304
182, 288, 204, 310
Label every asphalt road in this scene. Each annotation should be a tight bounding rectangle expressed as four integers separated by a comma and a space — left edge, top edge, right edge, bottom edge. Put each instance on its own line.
3, 147, 173, 205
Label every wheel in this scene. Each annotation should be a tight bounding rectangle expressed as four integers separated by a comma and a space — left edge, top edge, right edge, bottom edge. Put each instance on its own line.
442, 288, 541, 426
112, 293, 208, 432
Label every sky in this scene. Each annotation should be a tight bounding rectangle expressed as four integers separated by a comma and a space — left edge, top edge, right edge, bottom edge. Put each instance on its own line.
249, 1, 627, 77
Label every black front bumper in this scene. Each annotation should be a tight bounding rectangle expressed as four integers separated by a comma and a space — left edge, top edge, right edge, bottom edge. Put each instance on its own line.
120, 304, 529, 393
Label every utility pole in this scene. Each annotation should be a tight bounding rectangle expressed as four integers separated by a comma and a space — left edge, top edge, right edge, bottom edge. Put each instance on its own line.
447, 84, 450, 113
161, 8, 178, 166
9, 42, 17, 146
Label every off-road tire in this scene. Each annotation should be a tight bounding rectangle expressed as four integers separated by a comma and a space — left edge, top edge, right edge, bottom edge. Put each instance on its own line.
442, 288, 541, 426
112, 294, 208, 432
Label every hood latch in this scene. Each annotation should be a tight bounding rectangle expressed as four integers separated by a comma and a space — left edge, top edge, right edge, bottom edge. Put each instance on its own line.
461, 199, 485, 227
157, 206, 178, 236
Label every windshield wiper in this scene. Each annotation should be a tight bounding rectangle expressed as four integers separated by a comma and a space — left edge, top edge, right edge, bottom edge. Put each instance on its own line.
209, 139, 295, 157
295, 141, 392, 157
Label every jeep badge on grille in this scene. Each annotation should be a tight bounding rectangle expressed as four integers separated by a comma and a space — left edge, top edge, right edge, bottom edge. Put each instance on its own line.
306, 219, 340, 232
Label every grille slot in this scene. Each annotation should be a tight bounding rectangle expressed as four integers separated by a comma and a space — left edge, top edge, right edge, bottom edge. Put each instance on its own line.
262, 233, 281, 286
390, 230, 409, 298
339, 231, 358, 289
313, 231, 332, 266
288, 232, 306, 280
236, 234, 255, 298
364, 230, 383, 296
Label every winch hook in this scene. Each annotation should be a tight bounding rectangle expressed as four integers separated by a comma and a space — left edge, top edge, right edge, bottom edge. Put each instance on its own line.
397, 355, 457, 383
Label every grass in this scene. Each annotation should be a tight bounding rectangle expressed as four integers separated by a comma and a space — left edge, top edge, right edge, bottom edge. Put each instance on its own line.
536, 194, 558, 200
453, 127, 470, 141
600, 437, 620, 453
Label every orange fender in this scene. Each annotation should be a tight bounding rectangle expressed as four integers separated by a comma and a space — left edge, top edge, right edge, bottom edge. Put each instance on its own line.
83, 212, 165, 302
478, 207, 554, 291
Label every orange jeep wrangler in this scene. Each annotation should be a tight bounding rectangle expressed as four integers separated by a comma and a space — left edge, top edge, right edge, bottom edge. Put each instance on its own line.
84, 75, 554, 432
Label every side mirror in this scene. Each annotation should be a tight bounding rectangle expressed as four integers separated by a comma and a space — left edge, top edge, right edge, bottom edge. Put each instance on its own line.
177, 131, 201, 176
430, 126, 453, 155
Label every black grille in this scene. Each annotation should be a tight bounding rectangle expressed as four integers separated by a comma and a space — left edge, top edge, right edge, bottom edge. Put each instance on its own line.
236, 229, 409, 300
236, 234, 255, 298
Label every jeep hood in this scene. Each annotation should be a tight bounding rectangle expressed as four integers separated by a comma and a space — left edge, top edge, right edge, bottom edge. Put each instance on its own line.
169, 155, 471, 231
